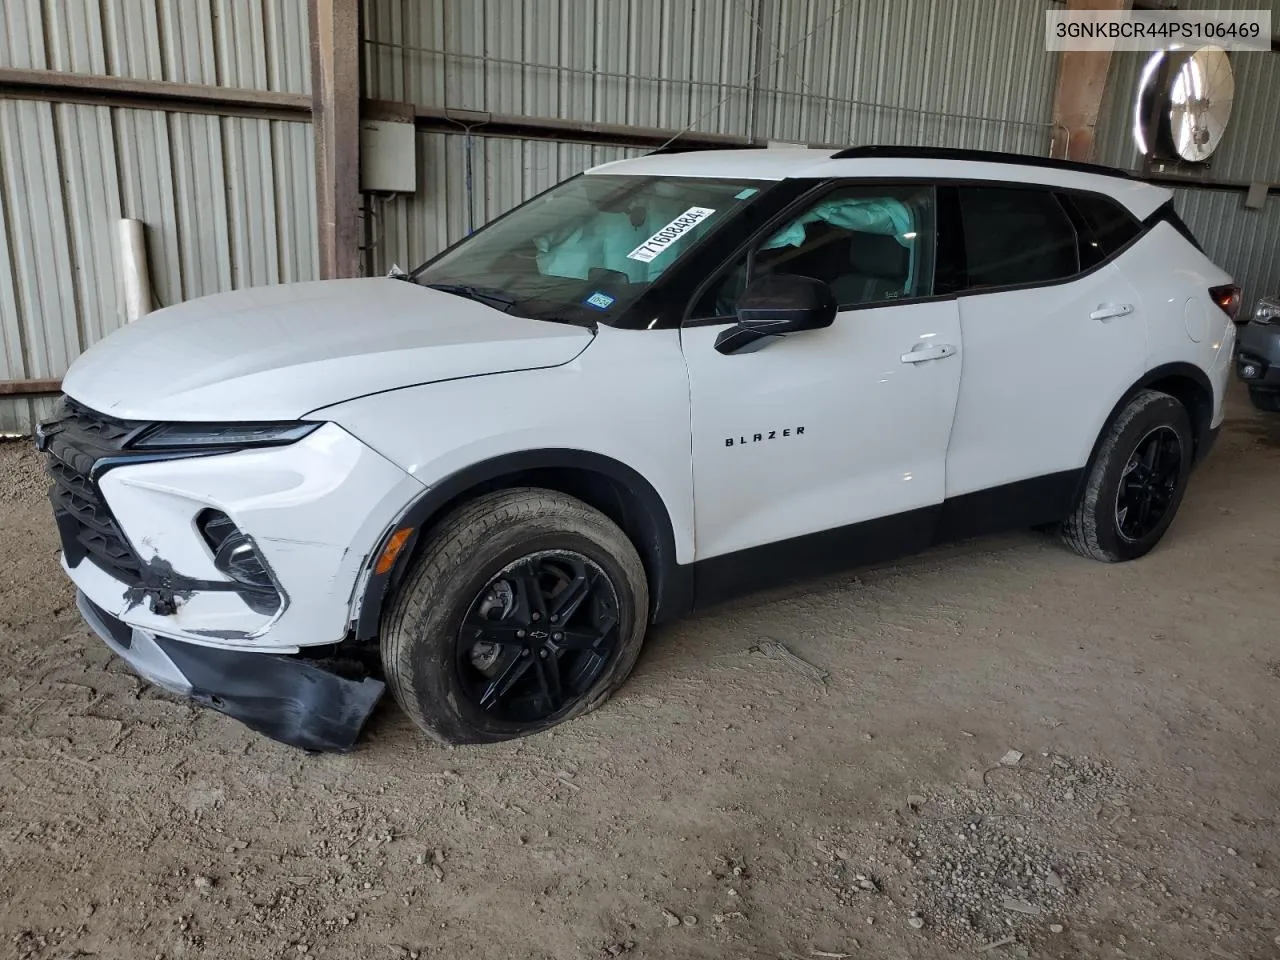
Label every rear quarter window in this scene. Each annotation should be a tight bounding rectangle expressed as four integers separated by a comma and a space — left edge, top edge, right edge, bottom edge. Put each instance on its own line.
1061, 192, 1143, 268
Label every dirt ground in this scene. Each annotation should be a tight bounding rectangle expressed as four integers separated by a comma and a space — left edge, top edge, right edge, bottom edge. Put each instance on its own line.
2, 384, 1279, 960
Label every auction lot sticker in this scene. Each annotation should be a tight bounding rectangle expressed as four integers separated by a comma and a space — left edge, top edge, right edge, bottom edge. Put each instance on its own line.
627, 207, 716, 263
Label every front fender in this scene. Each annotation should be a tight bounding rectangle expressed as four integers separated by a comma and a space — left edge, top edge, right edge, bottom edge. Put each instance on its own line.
309, 325, 696, 634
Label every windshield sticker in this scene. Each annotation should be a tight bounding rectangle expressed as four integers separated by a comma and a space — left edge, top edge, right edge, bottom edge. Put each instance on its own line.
583, 291, 616, 310
734, 187, 759, 200
626, 207, 716, 263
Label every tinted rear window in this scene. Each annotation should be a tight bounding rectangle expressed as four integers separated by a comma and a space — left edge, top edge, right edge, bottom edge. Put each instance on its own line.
1066, 192, 1142, 264
957, 186, 1079, 288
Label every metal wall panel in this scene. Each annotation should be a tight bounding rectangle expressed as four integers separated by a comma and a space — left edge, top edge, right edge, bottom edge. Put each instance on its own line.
0, 99, 316, 434
1094, 0, 1279, 178
1096, 47, 1280, 184
365, 131, 642, 276
1091, 1, 1280, 318
1174, 187, 1280, 310
1093, 48, 1142, 173
0, 100, 80, 384
1211, 47, 1280, 184
362, 0, 763, 135
364, 0, 1059, 150
751, 0, 1057, 152
0, 0, 310, 92
361, 0, 1067, 282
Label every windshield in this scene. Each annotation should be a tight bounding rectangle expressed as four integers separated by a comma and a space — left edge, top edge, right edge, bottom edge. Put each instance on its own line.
411, 174, 768, 323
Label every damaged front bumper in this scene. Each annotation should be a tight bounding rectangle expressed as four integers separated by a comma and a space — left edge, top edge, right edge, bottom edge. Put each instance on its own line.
36, 401, 425, 751
78, 591, 385, 751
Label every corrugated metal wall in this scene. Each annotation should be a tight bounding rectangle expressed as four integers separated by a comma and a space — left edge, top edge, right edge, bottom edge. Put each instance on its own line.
363, 0, 1058, 148
366, 133, 642, 275
363, 0, 1280, 310
1094, 8, 1280, 314
4, 0, 1278, 433
1171, 188, 1280, 313
0, 0, 315, 434
1096, 45, 1280, 183
0, 0, 310, 91
745, 0, 1056, 152
361, 0, 1063, 272
1095, 0, 1279, 180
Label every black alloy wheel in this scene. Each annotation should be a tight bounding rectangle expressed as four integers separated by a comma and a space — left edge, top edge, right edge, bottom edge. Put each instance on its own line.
1114, 425, 1184, 543
457, 551, 621, 723
1060, 388, 1193, 563
380, 487, 649, 745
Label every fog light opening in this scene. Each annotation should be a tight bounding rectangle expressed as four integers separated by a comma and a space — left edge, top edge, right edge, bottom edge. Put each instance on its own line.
196, 509, 282, 615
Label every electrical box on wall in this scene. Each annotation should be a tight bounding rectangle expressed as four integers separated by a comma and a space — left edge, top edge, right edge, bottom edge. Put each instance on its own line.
361, 119, 417, 193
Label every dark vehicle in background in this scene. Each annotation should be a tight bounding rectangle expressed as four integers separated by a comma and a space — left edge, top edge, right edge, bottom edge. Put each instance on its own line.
1235, 296, 1280, 411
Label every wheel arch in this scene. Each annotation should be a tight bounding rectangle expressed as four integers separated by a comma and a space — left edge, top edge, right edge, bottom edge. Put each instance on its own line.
1082, 362, 1215, 486
354, 450, 692, 641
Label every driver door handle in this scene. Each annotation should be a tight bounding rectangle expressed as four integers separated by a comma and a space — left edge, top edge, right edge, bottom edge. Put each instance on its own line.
901, 343, 957, 364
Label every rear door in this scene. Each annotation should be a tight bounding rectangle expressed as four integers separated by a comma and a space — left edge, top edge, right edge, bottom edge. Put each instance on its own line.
939, 183, 1148, 531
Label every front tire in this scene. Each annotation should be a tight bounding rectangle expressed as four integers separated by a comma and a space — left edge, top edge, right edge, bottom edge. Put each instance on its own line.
381, 488, 649, 745
1061, 389, 1193, 563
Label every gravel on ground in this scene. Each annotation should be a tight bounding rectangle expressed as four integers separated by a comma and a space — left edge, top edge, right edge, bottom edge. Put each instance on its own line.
2, 385, 1279, 960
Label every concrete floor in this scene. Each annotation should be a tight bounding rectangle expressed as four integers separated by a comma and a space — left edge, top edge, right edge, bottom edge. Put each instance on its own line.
1, 381, 1278, 960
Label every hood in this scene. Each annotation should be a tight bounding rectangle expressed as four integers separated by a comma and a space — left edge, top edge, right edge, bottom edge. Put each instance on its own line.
62, 278, 594, 421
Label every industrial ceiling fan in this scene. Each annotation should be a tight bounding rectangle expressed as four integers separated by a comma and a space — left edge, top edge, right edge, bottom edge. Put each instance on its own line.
1133, 44, 1235, 170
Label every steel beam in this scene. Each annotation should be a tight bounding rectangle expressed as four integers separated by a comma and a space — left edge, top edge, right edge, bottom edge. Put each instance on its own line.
412, 106, 765, 151
0, 378, 62, 397
0, 68, 309, 121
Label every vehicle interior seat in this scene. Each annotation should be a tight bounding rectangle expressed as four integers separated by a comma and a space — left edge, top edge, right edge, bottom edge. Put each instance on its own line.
756, 222, 910, 307
829, 230, 910, 305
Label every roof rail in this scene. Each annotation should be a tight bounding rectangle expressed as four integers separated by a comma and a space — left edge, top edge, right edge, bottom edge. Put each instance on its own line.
827, 145, 1135, 180
646, 141, 759, 156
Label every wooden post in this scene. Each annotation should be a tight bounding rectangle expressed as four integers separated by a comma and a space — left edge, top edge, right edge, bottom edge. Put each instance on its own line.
1051, 0, 1131, 162
309, 0, 362, 279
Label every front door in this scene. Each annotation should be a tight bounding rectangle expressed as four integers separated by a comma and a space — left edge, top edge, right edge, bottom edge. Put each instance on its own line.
679, 181, 963, 601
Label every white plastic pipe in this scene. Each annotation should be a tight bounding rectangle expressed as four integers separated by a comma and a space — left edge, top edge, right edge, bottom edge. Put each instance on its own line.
117, 218, 154, 321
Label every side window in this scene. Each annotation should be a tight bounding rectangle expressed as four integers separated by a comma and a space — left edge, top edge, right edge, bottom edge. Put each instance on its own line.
690, 183, 937, 320
957, 186, 1079, 288
1061, 191, 1142, 268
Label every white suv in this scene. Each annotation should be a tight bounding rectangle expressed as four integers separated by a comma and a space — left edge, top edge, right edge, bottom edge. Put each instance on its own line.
40, 145, 1239, 752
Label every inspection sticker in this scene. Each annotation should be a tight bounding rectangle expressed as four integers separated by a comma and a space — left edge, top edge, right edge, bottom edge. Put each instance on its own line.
583, 291, 615, 310
626, 207, 716, 263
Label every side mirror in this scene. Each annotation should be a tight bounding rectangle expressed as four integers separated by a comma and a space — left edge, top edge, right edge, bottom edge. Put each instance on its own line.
714, 274, 837, 355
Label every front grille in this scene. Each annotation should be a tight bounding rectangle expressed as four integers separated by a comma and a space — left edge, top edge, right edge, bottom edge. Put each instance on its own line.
40, 398, 151, 584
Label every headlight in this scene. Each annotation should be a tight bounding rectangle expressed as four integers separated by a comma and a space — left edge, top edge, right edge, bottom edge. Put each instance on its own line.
1254, 297, 1280, 325
130, 421, 321, 450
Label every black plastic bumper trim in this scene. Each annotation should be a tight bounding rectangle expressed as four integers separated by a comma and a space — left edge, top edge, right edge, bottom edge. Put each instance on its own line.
149, 636, 386, 752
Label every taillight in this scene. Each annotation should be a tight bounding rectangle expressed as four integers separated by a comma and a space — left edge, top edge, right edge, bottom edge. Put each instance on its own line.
1210, 284, 1242, 321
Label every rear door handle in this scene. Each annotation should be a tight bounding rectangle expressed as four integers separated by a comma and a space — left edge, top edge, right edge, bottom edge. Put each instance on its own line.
1091, 303, 1133, 321
901, 343, 957, 364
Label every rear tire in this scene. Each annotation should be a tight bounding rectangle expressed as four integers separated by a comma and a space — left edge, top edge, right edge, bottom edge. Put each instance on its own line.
1060, 389, 1193, 563
1248, 387, 1280, 412
381, 487, 649, 745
